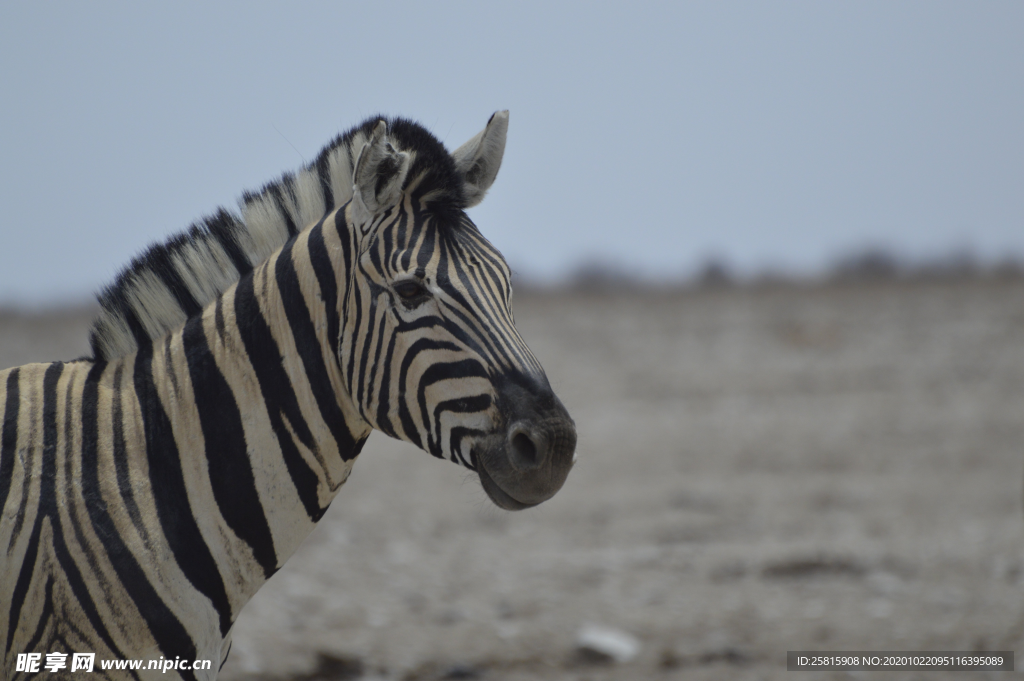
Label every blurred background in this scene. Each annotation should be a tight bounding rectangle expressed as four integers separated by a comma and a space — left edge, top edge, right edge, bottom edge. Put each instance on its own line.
1, 3, 1023, 680
1, 2, 1022, 302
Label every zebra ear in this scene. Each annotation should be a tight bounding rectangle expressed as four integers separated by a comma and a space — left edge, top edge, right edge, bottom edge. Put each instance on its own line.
452, 110, 508, 208
352, 120, 411, 221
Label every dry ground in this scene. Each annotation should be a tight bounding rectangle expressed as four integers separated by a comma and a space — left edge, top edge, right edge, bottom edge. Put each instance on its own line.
2, 279, 1023, 681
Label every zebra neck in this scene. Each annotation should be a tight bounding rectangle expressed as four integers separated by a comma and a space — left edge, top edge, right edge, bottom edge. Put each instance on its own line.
146, 215, 369, 605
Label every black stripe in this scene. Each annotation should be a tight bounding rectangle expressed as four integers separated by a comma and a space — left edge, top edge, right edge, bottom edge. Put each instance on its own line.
437, 290, 509, 371
7, 519, 43, 652
345, 266, 365, 400
104, 292, 151, 353
373, 321, 398, 438
355, 286, 381, 410
268, 184, 299, 236
447, 426, 485, 469
282, 174, 302, 222
335, 207, 354, 295
6, 364, 62, 653
394, 339, 462, 453
82, 362, 191, 656
461, 236, 524, 365
60, 366, 135, 671
415, 213, 436, 272
435, 396, 490, 466
205, 210, 252, 276
307, 223, 342, 369
51, 510, 138, 677
410, 238, 503, 368
59, 507, 134, 676
146, 246, 203, 318
367, 227, 385, 276
182, 302, 277, 577
332, 209, 358, 400
234, 270, 323, 520
0, 368, 20, 516
8, 373, 37, 551
374, 316, 450, 437
392, 207, 410, 272
111, 364, 149, 545
405, 199, 429, 273
132, 343, 233, 639
22, 575, 55, 658
461, 237, 511, 320
434, 393, 492, 416
363, 300, 389, 411
38, 363, 63, 512
417, 359, 489, 458
277, 239, 363, 462
163, 334, 181, 400
315, 152, 334, 211
441, 233, 517, 369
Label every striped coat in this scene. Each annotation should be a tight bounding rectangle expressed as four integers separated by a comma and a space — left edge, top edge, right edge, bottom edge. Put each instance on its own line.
1, 113, 576, 680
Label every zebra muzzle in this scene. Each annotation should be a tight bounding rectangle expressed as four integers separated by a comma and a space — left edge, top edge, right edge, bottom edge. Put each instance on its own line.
474, 413, 577, 511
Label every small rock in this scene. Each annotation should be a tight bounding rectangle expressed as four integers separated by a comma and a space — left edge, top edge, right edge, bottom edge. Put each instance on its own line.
575, 624, 640, 663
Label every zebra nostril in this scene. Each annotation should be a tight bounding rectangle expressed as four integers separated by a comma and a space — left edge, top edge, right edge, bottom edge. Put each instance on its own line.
508, 423, 543, 470
512, 432, 537, 464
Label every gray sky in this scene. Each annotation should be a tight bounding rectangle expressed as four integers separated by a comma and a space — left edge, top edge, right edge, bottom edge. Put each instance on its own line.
1, 2, 1021, 304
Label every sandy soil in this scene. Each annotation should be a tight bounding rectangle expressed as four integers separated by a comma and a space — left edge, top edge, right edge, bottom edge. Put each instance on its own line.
3, 279, 1023, 681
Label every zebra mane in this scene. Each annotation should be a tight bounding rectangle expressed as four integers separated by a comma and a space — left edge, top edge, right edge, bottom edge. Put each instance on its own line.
89, 116, 467, 363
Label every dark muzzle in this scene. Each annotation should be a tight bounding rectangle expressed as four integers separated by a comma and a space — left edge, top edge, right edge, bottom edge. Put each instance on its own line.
474, 373, 576, 510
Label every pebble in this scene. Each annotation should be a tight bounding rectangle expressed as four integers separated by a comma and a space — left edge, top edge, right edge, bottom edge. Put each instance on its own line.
575, 624, 641, 663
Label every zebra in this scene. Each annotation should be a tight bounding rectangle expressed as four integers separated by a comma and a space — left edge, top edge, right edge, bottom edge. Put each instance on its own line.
0, 112, 576, 680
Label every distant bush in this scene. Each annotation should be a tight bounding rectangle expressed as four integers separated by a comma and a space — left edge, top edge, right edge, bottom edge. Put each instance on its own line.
829, 249, 902, 281
566, 261, 643, 292
694, 259, 734, 288
508, 249, 1024, 293
827, 247, 1023, 283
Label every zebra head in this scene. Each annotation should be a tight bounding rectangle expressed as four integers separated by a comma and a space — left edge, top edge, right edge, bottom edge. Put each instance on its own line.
337, 113, 576, 510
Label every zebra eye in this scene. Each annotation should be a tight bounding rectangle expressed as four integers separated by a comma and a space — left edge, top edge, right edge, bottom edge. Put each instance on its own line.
393, 280, 427, 301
